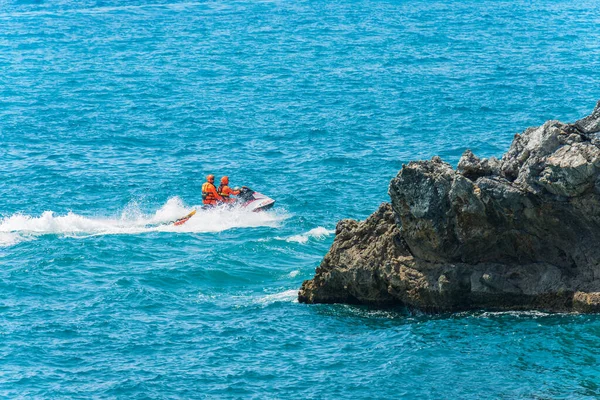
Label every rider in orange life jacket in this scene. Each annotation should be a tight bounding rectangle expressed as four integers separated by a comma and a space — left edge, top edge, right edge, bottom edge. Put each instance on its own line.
201, 174, 223, 206
217, 176, 240, 204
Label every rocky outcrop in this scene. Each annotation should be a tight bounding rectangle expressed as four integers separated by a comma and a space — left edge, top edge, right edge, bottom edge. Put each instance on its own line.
299, 101, 600, 312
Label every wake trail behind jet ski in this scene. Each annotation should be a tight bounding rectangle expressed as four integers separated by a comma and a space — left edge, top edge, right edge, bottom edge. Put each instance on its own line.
0, 194, 284, 245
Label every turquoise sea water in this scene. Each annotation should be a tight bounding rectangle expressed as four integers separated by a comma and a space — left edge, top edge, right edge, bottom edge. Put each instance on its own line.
1, 0, 600, 397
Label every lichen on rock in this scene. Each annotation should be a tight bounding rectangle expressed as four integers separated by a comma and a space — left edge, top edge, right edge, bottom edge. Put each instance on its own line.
299, 101, 600, 312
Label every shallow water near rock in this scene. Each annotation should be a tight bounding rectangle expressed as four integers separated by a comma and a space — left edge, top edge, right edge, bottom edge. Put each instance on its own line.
1, 0, 600, 397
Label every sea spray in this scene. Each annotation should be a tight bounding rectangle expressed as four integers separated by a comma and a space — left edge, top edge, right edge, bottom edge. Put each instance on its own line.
0, 232, 27, 247
0, 197, 288, 245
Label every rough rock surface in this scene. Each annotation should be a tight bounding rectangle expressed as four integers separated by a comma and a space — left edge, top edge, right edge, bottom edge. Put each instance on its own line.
299, 101, 600, 312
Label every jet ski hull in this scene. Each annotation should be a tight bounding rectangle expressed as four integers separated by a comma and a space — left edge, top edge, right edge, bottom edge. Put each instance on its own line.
240, 190, 275, 212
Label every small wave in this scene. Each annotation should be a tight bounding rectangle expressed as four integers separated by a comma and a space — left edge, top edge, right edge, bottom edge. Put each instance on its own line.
468, 310, 554, 318
256, 289, 299, 305
286, 227, 334, 244
288, 270, 300, 278
0, 197, 288, 246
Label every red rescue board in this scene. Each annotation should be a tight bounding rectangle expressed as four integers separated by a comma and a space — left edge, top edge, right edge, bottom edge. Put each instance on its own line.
173, 209, 196, 226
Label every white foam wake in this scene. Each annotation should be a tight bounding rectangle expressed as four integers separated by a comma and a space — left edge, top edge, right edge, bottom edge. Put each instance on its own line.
286, 227, 335, 244
0, 197, 287, 246
0, 232, 28, 248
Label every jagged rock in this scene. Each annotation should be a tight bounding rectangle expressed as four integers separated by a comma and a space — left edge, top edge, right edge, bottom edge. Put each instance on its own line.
574, 100, 600, 134
457, 150, 500, 180
298, 203, 402, 305
538, 142, 600, 197
299, 101, 600, 312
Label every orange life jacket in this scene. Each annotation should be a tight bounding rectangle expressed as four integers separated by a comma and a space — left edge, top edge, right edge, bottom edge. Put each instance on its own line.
202, 182, 221, 205
217, 185, 240, 203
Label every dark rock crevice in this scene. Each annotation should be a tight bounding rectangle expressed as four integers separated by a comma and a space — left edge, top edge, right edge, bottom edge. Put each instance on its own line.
299, 101, 600, 312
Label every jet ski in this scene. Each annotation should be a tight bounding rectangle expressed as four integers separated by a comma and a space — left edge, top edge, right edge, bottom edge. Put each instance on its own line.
232, 187, 275, 212
173, 187, 275, 226
197, 187, 275, 213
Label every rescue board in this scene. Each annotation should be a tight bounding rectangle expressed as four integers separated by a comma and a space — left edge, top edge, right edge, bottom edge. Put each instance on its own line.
173, 209, 196, 226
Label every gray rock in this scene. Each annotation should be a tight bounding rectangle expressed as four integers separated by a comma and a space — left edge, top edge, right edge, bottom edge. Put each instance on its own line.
574, 100, 600, 134
299, 101, 600, 312
458, 149, 500, 180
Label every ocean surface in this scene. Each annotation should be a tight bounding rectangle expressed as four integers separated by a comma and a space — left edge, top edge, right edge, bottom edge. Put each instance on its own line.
1, 0, 600, 397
